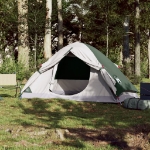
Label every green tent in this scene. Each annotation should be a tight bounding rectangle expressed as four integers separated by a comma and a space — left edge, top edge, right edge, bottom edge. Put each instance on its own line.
21, 42, 138, 103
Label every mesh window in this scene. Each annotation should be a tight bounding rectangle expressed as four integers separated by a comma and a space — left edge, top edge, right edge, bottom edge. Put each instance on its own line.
55, 56, 90, 80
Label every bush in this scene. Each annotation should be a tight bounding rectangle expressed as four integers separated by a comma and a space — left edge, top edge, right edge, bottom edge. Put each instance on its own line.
16, 63, 32, 81
121, 62, 132, 77
0, 58, 16, 74
121, 59, 145, 84
0, 58, 32, 81
130, 75, 142, 85
141, 59, 148, 78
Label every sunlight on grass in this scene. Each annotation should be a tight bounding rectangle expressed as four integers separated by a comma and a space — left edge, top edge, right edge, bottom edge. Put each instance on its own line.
0, 82, 150, 149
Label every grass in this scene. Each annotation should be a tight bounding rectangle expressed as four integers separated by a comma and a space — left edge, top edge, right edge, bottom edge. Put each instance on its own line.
0, 79, 150, 149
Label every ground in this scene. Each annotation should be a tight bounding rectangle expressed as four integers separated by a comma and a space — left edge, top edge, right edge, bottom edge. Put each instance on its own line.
0, 85, 150, 149
1, 124, 150, 149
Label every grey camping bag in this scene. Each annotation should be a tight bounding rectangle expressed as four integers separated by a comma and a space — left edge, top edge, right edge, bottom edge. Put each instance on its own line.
123, 98, 150, 110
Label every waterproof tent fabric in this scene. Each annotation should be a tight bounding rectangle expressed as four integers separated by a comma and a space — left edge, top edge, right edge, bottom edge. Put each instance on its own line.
49, 64, 58, 91
29, 69, 53, 93
39, 46, 72, 73
85, 44, 137, 96
51, 55, 90, 95
70, 43, 102, 70
21, 71, 40, 93
22, 67, 137, 103
100, 68, 116, 94
21, 42, 138, 103
22, 68, 116, 102
52, 80, 89, 95
39, 42, 101, 73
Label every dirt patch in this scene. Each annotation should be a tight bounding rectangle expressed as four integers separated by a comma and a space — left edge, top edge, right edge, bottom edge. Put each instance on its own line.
2, 124, 150, 149
66, 124, 150, 150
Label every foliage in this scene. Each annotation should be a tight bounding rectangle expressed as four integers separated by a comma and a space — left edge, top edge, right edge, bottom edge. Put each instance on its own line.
130, 74, 142, 85
0, 58, 16, 74
141, 57, 148, 78
28, 0, 46, 54
0, 0, 150, 79
16, 63, 32, 81
0, 0, 18, 50
0, 58, 32, 81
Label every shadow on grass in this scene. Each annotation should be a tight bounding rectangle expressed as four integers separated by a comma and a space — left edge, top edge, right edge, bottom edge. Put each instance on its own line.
63, 125, 150, 150
0, 94, 14, 97
16, 98, 150, 149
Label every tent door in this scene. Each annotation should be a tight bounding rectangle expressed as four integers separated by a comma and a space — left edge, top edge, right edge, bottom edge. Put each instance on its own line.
51, 55, 90, 95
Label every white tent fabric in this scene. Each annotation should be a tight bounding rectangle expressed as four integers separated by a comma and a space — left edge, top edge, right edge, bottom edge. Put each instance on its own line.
30, 69, 53, 93
21, 42, 138, 103
39, 47, 71, 73
49, 63, 58, 91
70, 43, 102, 70
39, 42, 101, 73
22, 68, 117, 102
21, 71, 40, 93
21, 67, 138, 103
52, 80, 89, 95
100, 68, 117, 94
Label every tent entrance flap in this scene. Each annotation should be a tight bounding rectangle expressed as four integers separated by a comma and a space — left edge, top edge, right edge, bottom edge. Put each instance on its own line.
52, 56, 90, 95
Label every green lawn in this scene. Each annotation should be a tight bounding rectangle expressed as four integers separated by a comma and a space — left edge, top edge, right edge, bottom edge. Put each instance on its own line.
0, 79, 150, 149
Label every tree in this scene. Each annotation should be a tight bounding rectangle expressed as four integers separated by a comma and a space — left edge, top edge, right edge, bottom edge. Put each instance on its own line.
123, 17, 130, 63
148, 30, 150, 78
63, 0, 87, 43
57, 0, 63, 50
18, 0, 30, 69
134, 0, 140, 76
140, 1, 150, 78
82, 0, 124, 57
123, 16, 130, 76
0, 0, 18, 57
28, 0, 46, 68
44, 0, 52, 59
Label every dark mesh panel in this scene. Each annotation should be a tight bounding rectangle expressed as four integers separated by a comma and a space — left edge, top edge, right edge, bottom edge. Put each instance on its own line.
55, 57, 90, 80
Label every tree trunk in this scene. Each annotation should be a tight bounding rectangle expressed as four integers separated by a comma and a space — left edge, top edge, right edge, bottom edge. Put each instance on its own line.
106, 1, 109, 57
18, 0, 30, 69
57, 0, 63, 50
123, 17, 130, 76
106, 24, 109, 57
44, 0, 52, 59
119, 45, 123, 66
148, 30, 150, 78
134, 0, 140, 76
34, 33, 37, 69
123, 17, 130, 62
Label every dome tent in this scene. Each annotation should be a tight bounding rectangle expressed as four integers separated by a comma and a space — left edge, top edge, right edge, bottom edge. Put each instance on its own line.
21, 42, 138, 103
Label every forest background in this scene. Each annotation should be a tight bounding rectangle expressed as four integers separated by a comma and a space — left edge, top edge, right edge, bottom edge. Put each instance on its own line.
0, 0, 149, 84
